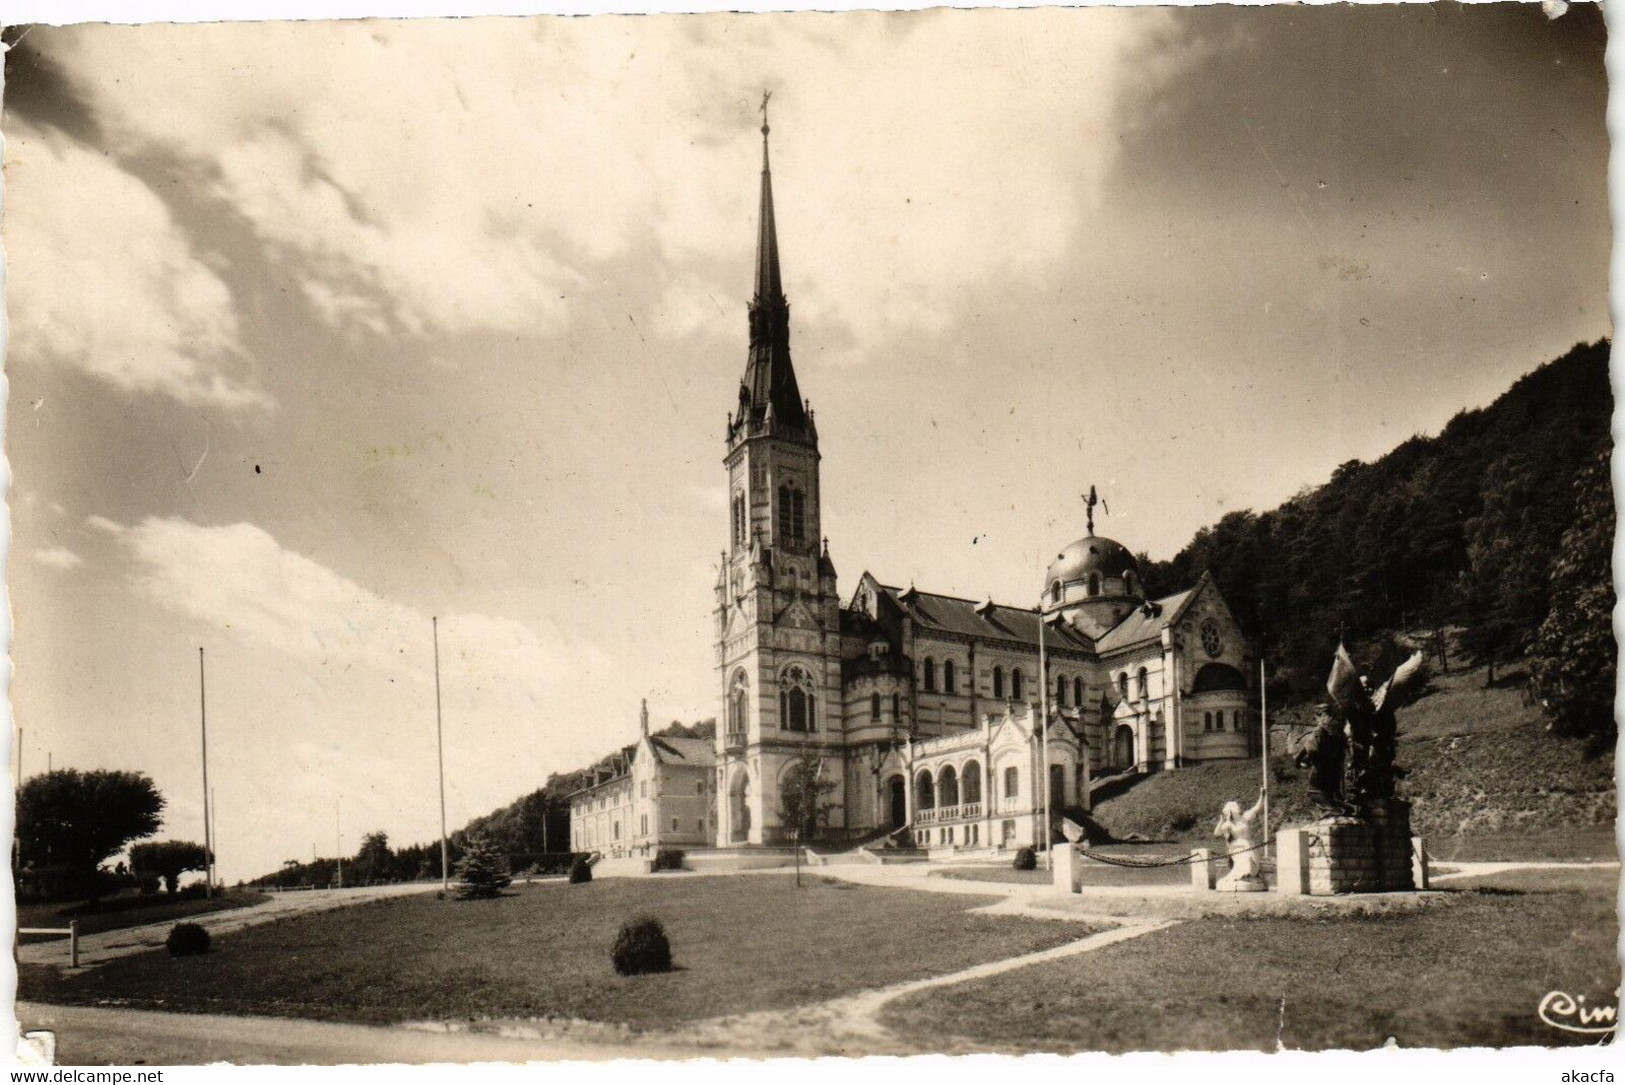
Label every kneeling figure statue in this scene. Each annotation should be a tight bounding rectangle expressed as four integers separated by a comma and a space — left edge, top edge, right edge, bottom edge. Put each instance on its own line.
1213, 787, 1268, 892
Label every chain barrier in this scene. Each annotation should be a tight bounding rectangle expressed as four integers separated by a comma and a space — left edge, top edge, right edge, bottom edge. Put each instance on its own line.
1074, 834, 1278, 869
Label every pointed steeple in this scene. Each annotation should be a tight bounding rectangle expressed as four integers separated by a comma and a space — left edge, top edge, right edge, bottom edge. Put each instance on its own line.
735, 91, 809, 440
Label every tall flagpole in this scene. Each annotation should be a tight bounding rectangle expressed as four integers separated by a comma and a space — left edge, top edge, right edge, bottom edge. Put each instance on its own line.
434, 617, 450, 893
1039, 596, 1051, 871
199, 648, 215, 896
1260, 657, 1270, 858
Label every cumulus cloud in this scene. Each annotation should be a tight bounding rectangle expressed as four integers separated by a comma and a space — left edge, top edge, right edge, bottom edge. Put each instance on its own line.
30, 12, 1172, 356
99, 515, 616, 767
4, 120, 271, 410
32, 546, 83, 570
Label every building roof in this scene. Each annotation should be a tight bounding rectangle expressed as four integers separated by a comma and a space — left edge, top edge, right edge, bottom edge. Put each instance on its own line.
878, 584, 1094, 652
649, 735, 717, 767
1094, 578, 1205, 655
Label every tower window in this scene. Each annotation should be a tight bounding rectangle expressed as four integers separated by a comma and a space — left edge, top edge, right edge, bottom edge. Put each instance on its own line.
923, 657, 936, 692
1073, 677, 1083, 706
992, 666, 1004, 700
1050, 580, 1062, 604
1056, 673, 1067, 706
1012, 668, 1024, 701
892, 692, 901, 719
870, 692, 881, 720
780, 665, 816, 732
1088, 573, 1101, 597
944, 660, 957, 694
731, 491, 747, 548
777, 482, 806, 545
1118, 672, 1129, 698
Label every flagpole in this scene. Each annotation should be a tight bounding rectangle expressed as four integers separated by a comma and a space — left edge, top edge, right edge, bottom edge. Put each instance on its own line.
199, 648, 215, 896
1039, 597, 1051, 871
1260, 657, 1270, 859
434, 616, 450, 894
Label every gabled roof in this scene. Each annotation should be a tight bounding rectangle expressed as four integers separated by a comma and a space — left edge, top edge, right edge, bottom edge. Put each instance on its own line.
649, 735, 717, 767
876, 583, 1094, 652
1094, 573, 1209, 655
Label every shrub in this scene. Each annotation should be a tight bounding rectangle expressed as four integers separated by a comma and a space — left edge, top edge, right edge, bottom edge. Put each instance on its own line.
137, 875, 161, 896
611, 915, 672, 976
454, 834, 513, 899
166, 922, 211, 956
569, 857, 593, 884
652, 848, 685, 872
1012, 846, 1037, 871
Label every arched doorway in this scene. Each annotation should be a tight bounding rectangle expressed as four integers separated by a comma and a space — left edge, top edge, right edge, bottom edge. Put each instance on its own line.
887, 775, 907, 828
729, 769, 752, 844
1114, 724, 1135, 769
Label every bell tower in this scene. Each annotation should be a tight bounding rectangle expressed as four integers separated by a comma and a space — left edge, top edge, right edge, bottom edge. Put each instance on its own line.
715, 96, 844, 846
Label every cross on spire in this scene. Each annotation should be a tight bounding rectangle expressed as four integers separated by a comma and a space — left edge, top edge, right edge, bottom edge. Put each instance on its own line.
1083, 485, 1100, 535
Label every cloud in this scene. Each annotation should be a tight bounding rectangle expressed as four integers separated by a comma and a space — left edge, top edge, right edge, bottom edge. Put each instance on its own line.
32, 546, 83, 570
4, 119, 272, 410
27, 12, 1174, 357
99, 515, 617, 768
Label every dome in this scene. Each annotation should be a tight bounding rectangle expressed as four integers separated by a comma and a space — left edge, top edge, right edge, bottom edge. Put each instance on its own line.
1046, 535, 1140, 588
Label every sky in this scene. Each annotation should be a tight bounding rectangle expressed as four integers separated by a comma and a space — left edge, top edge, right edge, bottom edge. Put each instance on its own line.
1, 4, 1610, 881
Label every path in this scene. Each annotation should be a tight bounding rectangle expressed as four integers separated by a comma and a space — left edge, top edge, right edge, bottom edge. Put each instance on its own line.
15, 1002, 727, 1065
1429, 859, 1620, 883
18, 882, 445, 970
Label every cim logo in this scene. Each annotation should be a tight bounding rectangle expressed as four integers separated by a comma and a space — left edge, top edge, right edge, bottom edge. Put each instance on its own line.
1540, 989, 1619, 1037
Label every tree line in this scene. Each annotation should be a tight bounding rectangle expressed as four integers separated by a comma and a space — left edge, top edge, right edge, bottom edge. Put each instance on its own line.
246, 717, 718, 887
1137, 340, 1614, 745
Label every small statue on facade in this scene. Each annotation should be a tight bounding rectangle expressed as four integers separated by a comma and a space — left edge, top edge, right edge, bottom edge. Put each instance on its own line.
1213, 787, 1268, 891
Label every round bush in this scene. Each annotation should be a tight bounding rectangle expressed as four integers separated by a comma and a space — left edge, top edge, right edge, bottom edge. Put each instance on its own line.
611, 915, 672, 976
568, 857, 593, 884
166, 921, 211, 956
1012, 846, 1037, 871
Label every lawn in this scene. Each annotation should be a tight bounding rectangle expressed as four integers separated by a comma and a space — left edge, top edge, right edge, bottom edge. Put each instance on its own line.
880, 866, 1619, 1052
932, 857, 1188, 889
17, 890, 271, 944
21, 874, 1102, 1028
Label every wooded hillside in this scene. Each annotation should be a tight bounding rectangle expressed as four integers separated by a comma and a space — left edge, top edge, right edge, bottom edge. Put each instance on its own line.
1141, 340, 1614, 742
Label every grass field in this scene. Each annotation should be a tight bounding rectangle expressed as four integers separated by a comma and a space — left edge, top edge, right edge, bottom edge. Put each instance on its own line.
20, 874, 1101, 1027
932, 858, 1188, 888
17, 890, 270, 944
881, 866, 1620, 1052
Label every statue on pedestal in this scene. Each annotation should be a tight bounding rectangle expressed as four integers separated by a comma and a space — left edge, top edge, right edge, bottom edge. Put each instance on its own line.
1213, 787, 1268, 891
1296, 706, 1352, 816
1323, 644, 1428, 811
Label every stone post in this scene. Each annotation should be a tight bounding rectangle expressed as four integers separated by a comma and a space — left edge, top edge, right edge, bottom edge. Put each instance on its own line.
1190, 847, 1217, 890
1412, 836, 1429, 890
1053, 844, 1084, 894
1276, 828, 1309, 896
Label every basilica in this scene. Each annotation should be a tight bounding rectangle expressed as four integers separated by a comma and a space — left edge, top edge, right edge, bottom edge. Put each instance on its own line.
573, 117, 1258, 858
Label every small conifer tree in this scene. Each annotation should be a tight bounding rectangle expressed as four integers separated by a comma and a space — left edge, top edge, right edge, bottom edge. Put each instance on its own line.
454, 833, 513, 899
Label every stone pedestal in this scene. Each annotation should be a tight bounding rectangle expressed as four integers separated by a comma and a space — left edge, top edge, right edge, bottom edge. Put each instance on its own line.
1053, 844, 1084, 894
1412, 835, 1430, 890
1277, 828, 1310, 895
1300, 799, 1416, 895
1190, 847, 1217, 890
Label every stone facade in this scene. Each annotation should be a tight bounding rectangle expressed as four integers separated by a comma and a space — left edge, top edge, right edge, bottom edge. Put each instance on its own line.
569, 719, 716, 857
573, 123, 1260, 857
1278, 800, 1417, 895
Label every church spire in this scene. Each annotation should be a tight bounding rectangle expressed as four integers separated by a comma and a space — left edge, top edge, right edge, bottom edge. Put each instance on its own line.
734, 90, 809, 441
754, 93, 783, 305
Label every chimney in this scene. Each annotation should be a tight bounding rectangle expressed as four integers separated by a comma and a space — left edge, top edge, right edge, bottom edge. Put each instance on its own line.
640, 698, 650, 738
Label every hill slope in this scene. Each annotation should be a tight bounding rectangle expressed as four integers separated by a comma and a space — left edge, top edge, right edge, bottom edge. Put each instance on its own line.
1090, 663, 1615, 861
